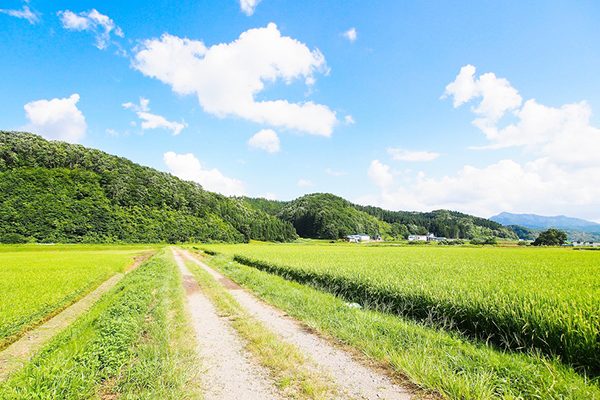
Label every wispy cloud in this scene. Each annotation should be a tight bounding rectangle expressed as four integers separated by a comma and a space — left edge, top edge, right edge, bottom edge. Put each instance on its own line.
58, 9, 124, 49
388, 147, 440, 162
123, 97, 186, 136
325, 168, 347, 176
0, 3, 41, 24
342, 27, 357, 42
239, 0, 262, 16
297, 179, 314, 187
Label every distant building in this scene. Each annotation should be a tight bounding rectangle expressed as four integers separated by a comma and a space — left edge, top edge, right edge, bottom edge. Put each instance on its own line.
345, 235, 359, 243
408, 233, 445, 242
345, 233, 371, 243
408, 235, 428, 241
569, 240, 599, 247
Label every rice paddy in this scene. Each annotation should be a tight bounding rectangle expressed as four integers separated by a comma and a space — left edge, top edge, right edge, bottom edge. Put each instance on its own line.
201, 250, 600, 399
0, 247, 200, 399
3, 241, 599, 399
0, 244, 153, 348
201, 243, 600, 375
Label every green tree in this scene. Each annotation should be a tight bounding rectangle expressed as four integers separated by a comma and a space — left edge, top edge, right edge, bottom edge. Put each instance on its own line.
532, 229, 568, 246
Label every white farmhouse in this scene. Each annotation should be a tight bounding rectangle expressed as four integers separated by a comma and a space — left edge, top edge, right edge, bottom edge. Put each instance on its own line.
345, 233, 371, 243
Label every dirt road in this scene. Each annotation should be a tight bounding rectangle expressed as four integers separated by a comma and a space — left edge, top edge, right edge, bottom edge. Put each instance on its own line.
173, 250, 283, 400
177, 249, 413, 400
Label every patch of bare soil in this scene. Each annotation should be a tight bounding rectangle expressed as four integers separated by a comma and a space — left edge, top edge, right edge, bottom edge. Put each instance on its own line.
180, 250, 413, 400
172, 249, 282, 400
126, 251, 156, 273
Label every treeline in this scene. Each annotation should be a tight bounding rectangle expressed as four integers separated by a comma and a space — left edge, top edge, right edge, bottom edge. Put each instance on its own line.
244, 193, 518, 240
0, 131, 297, 243
352, 205, 517, 239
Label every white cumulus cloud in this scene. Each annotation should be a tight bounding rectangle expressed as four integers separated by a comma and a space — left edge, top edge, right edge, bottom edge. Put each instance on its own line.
22, 94, 87, 143
342, 28, 357, 42
240, 0, 262, 16
58, 9, 123, 49
123, 97, 186, 136
358, 158, 600, 220
445, 65, 600, 170
388, 147, 440, 162
442, 65, 522, 137
361, 66, 600, 221
0, 4, 40, 24
367, 159, 393, 188
164, 152, 246, 196
247, 129, 280, 153
133, 23, 337, 136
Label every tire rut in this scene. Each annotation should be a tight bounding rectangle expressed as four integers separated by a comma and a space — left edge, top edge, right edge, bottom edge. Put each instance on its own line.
180, 250, 413, 400
172, 249, 282, 400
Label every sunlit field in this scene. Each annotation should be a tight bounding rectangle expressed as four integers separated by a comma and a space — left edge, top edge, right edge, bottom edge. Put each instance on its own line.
202, 243, 600, 375
0, 244, 153, 348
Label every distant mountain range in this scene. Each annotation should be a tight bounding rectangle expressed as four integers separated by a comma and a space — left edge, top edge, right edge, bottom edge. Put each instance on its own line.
490, 212, 600, 230
490, 212, 600, 241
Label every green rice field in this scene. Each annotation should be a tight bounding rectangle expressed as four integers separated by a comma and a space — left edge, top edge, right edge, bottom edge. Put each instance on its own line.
202, 243, 600, 375
0, 247, 199, 399
0, 244, 153, 348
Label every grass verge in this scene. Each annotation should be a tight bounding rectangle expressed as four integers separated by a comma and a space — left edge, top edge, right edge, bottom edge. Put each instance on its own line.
183, 255, 339, 400
199, 252, 600, 400
0, 248, 201, 399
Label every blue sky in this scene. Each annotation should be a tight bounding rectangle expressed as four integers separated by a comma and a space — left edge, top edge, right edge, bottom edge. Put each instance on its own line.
2, 0, 600, 221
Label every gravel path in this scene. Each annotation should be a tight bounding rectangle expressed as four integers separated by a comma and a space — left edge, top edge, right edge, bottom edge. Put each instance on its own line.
172, 250, 282, 400
180, 250, 413, 400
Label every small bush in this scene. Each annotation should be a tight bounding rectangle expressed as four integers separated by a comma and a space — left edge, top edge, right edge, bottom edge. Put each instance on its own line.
0, 233, 27, 244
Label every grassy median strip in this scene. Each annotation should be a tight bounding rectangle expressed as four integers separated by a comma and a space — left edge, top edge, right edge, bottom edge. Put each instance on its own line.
200, 252, 600, 400
184, 257, 340, 400
0, 248, 201, 400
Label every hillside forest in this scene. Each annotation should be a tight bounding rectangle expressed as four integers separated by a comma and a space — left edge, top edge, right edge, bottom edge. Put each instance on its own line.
2, 131, 518, 244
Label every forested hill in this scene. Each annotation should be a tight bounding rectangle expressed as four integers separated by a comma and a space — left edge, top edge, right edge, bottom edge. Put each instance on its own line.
276, 193, 391, 239
244, 193, 518, 240
0, 131, 297, 243
352, 204, 517, 240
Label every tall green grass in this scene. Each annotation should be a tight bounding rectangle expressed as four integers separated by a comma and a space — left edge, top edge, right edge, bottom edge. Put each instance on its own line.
203, 244, 600, 376
0, 245, 151, 348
